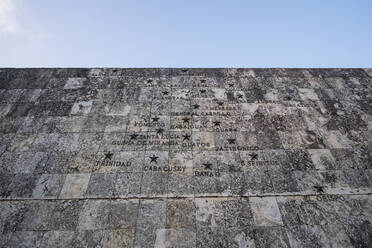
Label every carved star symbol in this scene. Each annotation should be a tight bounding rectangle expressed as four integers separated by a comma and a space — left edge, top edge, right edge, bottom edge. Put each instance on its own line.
147, 79, 153, 83
104, 152, 113, 160
313, 185, 325, 193
183, 134, 191, 141
212, 121, 221, 127
182, 117, 190, 123
217, 101, 224, 106
152, 117, 160, 122
249, 153, 258, 160
130, 133, 138, 140
43, 185, 49, 193
156, 128, 164, 134
228, 83, 234, 87
200, 89, 206, 94
162, 91, 169, 95
203, 162, 212, 170
40, 178, 49, 184
227, 138, 236, 144
237, 94, 243, 99
150, 155, 159, 163
192, 104, 200, 110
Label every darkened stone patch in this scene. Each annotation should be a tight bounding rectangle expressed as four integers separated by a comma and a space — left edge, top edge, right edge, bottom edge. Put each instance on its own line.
225, 228, 256, 248
196, 227, 227, 247
343, 169, 371, 188
0, 133, 15, 154
167, 173, 194, 196
82, 115, 107, 132
285, 225, 324, 248
18, 201, 56, 231
71, 230, 107, 248
254, 226, 291, 248
0, 173, 13, 198
285, 149, 315, 171
85, 173, 116, 197
6, 103, 34, 117
223, 198, 253, 228
42, 152, 73, 174
271, 170, 301, 193
193, 176, 219, 195
277, 198, 306, 226
141, 172, 168, 196
107, 199, 139, 229
115, 172, 142, 197
331, 148, 371, 170
242, 87, 266, 103
229, 172, 247, 195
5, 173, 40, 198
29, 102, 73, 116
256, 129, 283, 149
167, 199, 196, 229
133, 200, 167, 247
0, 89, 24, 103
343, 220, 372, 246
0, 117, 25, 133
95, 89, 123, 102
5, 230, 46, 248
47, 200, 84, 231
1, 202, 31, 235
18, 116, 61, 134
326, 111, 367, 131
245, 170, 274, 194
358, 99, 372, 115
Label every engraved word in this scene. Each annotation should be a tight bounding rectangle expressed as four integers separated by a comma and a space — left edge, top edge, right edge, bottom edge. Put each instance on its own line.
316, 195, 345, 202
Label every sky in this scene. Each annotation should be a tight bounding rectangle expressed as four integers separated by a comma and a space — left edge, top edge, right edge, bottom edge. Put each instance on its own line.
0, 0, 371, 68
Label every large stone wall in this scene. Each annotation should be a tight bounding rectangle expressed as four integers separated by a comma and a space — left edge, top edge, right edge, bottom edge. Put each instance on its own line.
0, 68, 371, 247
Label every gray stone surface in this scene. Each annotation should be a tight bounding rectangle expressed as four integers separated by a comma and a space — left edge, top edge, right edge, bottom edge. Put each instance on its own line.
0, 68, 372, 247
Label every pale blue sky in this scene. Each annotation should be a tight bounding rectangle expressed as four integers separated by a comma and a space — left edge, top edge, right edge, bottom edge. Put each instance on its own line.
0, 0, 371, 67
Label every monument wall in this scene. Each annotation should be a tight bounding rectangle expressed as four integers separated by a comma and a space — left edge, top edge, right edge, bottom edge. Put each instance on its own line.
0, 68, 371, 247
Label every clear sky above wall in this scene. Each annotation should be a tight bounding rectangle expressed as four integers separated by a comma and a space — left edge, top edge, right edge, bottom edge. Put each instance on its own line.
1, 0, 371, 67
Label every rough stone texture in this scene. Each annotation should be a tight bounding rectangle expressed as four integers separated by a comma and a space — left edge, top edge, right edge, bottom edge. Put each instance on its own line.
0, 68, 371, 247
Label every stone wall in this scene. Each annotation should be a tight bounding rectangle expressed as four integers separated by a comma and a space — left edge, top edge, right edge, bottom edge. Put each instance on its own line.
0, 68, 371, 247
